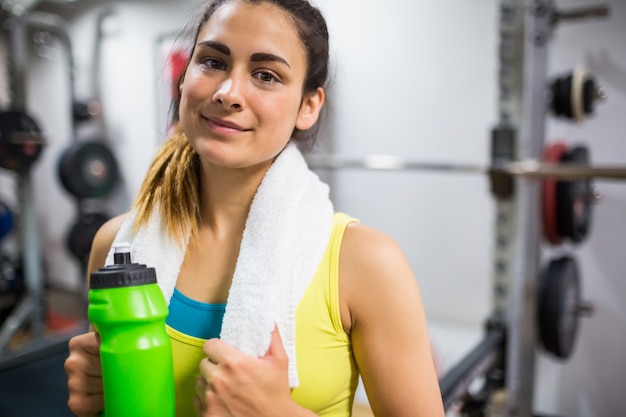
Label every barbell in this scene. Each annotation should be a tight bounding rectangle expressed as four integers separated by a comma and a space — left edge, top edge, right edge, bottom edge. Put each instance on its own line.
308, 142, 622, 246
306, 153, 626, 181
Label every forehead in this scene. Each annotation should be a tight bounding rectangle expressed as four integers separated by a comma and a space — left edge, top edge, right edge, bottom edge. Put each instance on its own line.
197, 2, 306, 63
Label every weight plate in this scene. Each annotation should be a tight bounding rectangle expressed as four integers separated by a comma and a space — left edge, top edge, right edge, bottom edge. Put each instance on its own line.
0, 110, 45, 172
58, 141, 120, 199
557, 145, 592, 244
541, 142, 569, 245
66, 212, 109, 266
583, 78, 596, 115
550, 75, 573, 119
537, 255, 581, 360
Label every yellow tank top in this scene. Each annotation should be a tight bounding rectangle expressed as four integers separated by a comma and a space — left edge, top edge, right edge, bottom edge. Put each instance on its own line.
167, 212, 359, 416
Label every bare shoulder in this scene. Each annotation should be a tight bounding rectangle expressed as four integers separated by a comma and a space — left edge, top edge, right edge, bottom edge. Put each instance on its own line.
86, 213, 129, 278
340, 222, 418, 292
339, 222, 423, 327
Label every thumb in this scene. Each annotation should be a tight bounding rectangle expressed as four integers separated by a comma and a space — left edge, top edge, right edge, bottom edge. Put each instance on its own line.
264, 324, 287, 362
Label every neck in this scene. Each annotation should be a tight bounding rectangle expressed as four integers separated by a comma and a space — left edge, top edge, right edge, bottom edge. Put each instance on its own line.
197, 160, 272, 236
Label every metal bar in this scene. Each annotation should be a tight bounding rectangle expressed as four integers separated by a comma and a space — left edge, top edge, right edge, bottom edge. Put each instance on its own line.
308, 155, 626, 181
18, 173, 45, 339
307, 155, 486, 174
7, 13, 28, 109
554, 4, 610, 23
0, 295, 34, 353
439, 326, 506, 411
502, 161, 626, 180
0, 320, 88, 371
503, 161, 626, 180
505, 1, 554, 415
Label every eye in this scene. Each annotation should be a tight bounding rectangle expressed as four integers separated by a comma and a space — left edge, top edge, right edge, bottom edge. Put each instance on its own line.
201, 57, 226, 71
253, 70, 279, 84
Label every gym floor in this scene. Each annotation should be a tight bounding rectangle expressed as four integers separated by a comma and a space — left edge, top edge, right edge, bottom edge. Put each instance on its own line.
0, 288, 87, 417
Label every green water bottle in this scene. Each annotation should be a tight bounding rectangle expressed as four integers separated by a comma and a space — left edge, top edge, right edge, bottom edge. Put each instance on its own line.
88, 242, 175, 417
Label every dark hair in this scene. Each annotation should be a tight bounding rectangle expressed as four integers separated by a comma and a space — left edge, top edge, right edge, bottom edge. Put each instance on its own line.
136, 0, 330, 243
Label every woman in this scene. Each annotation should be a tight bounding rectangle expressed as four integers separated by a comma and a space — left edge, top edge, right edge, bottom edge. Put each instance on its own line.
64, 0, 445, 416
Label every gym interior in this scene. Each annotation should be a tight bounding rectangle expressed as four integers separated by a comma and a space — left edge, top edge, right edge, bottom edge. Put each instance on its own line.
0, 0, 625, 416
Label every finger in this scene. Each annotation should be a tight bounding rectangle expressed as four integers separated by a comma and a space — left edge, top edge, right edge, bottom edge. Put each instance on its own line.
264, 324, 287, 361
66, 344, 102, 378
194, 376, 208, 411
67, 393, 104, 417
202, 337, 240, 365
67, 373, 103, 395
205, 389, 232, 416
198, 357, 217, 381
193, 395, 205, 416
69, 332, 101, 357
65, 358, 100, 381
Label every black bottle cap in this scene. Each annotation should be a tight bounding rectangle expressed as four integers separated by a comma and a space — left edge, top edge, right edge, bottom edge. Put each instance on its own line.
90, 243, 157, 289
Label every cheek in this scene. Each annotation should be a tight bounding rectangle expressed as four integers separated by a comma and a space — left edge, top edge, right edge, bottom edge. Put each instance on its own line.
257, 92, 302, 125
180, 69, 214, 103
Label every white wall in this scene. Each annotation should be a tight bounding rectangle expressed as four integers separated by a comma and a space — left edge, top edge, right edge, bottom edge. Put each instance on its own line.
2, 0, 624, 415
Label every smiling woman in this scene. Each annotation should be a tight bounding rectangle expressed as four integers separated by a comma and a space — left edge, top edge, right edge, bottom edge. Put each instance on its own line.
178, 1, 322, 174
64, 1, 445, 416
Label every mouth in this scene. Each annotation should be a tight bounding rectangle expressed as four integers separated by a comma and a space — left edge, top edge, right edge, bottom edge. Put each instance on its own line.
203, 116, 250, 134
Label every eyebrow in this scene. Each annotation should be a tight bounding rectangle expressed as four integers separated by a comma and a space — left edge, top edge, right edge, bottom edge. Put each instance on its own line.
197, 40, 291, 68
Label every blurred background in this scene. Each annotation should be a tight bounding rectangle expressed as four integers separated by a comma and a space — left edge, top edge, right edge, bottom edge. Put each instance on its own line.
0, 0, 624, 416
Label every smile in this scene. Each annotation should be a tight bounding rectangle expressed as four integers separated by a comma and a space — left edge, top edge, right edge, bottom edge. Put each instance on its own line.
204, 117, 250, 135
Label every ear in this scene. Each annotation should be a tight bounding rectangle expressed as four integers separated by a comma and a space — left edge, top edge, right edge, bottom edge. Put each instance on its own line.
295, 87, 325, 131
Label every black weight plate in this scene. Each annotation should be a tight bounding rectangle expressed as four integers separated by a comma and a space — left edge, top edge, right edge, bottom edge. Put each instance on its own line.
0, 110, 45, 172
550, 75, 573, 119
556, 145, 592, 243
58, 141, 119, 199
537, 256, 581, 359
583, 78, 596, 115
66, 212, 109, 266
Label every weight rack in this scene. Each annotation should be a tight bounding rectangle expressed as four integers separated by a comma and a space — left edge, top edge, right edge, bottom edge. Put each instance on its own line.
491, 1, 610, 415
307, 1, 615, 415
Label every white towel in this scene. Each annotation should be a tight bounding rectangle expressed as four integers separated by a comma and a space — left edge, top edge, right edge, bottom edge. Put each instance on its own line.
105, 142, 334, 387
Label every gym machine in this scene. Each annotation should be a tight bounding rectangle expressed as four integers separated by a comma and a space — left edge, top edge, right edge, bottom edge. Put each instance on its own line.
308, 1, 616, 416
0, 0, 118, 353
483, 2, 608, 416
0, 2, 49, 353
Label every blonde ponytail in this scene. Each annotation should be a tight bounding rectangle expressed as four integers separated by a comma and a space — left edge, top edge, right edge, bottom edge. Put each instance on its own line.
133, 124, 200, 246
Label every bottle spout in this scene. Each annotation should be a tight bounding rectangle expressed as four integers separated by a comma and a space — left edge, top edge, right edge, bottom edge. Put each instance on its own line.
113, 242, 132, 264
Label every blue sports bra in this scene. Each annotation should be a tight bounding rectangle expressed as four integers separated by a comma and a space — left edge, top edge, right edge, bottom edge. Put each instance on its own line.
165, 288, 226, 339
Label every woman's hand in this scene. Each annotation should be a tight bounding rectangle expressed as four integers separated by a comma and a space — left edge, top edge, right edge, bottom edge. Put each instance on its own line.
194, 325, 310, 417
64, 331, 103, 417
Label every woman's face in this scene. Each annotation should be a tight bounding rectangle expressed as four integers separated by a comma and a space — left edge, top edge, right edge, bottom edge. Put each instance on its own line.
179, 1, 323, 172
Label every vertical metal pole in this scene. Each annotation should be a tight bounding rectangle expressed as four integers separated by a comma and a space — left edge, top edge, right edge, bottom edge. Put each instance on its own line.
0, 11, 47, 349
11, 10, 46, 339
8, 12, 28, 108
494, 1, 553, 415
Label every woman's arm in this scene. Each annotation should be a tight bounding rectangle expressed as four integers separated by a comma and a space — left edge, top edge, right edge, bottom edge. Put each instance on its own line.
340, 223, 445, 417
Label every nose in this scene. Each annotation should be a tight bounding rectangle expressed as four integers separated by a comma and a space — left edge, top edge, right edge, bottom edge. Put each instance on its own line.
213, 77, 245, 110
